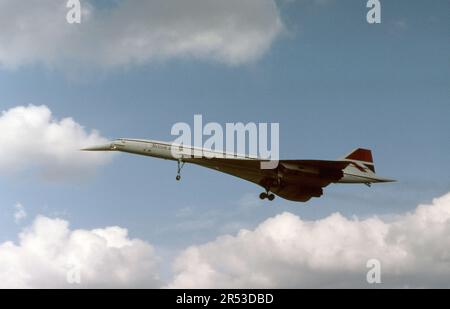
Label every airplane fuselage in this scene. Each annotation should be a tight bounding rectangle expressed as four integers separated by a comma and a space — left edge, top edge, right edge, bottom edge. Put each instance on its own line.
85, 138, 392, 186
83, 138, 396, 202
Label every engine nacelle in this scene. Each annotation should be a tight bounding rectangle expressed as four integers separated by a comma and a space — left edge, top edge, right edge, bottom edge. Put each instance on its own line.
319, 169, 344, 181
301, 187, 323, 198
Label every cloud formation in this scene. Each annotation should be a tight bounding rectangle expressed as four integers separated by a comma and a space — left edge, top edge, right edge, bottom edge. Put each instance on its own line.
0, 105, 111, 180
0, 0, 283, 70
169, 192, 450, 288
0, 216, 161, 288
1, 193, 449, 288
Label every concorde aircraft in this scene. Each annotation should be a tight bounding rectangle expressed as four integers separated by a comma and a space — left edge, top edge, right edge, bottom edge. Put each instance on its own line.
82, 138, 395, 202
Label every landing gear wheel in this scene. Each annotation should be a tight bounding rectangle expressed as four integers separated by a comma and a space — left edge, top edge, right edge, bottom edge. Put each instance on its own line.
259, 192, 268, 200
176, 175, 181, 181
268, 194, 275, 201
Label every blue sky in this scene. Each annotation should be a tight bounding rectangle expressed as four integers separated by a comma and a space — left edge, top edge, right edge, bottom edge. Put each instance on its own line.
0, 0, 449, 287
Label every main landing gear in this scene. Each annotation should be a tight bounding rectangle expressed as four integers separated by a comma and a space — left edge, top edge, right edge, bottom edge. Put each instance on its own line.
259, 190, 275, 201
176, 159, 185, 181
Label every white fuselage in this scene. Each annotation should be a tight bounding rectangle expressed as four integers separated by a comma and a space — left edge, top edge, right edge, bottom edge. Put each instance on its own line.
110, 138, 258, 161
82, 138, 395, 202
102, 138, 387, 184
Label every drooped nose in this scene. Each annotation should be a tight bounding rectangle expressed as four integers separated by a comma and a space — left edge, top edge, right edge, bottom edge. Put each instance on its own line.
81, 142, 114, 151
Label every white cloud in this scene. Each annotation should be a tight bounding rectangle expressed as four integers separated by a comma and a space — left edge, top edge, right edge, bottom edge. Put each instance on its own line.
13, 203, 27, 224
0, 215, 161, 288
0, 0, 284, 70
2, 193, 450, 288
169, 192, 450, 288
0, 105, 112, 180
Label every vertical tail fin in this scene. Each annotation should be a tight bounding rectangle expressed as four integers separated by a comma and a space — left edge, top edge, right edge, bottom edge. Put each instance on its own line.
341, 148, 375, 173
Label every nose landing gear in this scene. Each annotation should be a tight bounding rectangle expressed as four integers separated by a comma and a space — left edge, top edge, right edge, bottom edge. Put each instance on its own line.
176, 159, 185, 181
